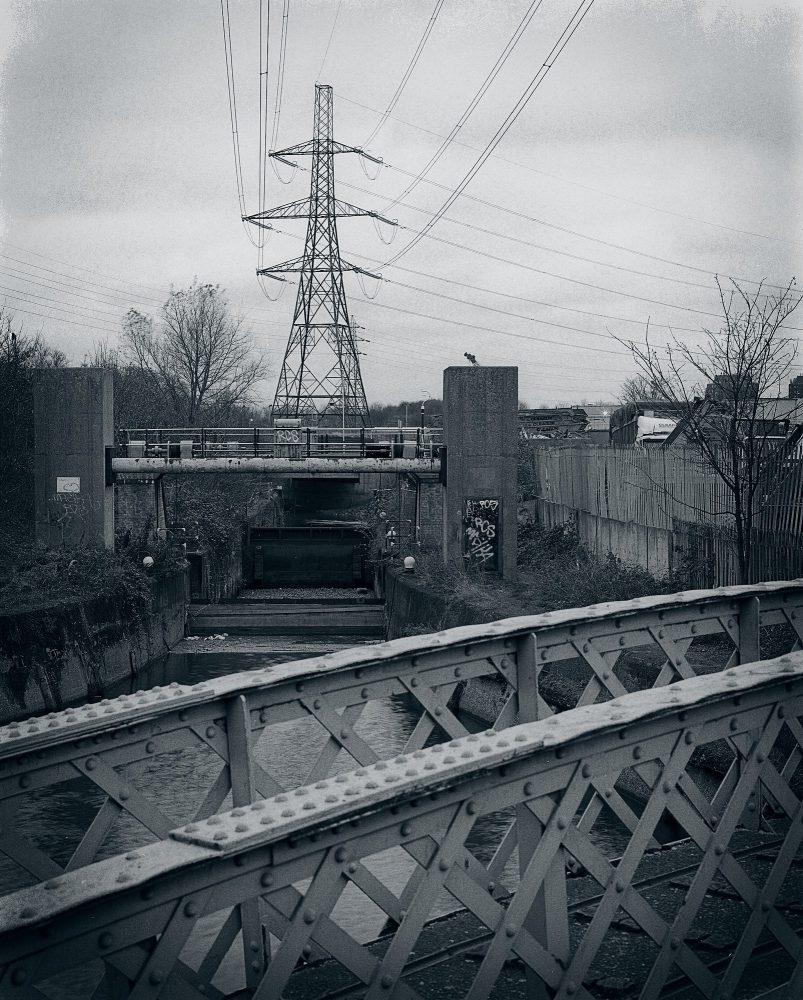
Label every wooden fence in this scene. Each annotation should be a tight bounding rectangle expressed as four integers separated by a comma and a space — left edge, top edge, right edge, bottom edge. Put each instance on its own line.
527, 442, 803, 585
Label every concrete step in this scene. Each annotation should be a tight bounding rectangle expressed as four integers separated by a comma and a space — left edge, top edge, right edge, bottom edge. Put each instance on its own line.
188, 602, 386, 636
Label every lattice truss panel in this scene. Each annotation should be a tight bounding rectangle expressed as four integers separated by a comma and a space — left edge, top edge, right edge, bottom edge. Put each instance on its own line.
1, 655, 802, 999
1, 586, 802, 902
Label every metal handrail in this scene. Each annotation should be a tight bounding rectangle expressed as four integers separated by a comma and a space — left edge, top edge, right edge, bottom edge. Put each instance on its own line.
0, 651, 800, 998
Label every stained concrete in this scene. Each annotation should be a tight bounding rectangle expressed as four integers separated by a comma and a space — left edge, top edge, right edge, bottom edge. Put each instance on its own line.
33, 368, 114, 548
443, 367, 518, 578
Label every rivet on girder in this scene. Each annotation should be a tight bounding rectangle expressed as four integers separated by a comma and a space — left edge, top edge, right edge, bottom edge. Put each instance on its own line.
261, 872, 274, 887
505, 923, 518, 937
410, 677, 418, 688
454, 667, 462, 678
438, 857, 450, 872
684, 732, 695, 745
524, 782, 534, 797
361, 688, 369, 700
149, 969, 164, 986
400, 822, 412, 836
303, 909, 316, 924
633, 746, 643, 760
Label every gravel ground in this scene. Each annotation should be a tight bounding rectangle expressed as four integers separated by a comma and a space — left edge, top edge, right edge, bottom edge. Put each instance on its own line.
238, 587, 372, 601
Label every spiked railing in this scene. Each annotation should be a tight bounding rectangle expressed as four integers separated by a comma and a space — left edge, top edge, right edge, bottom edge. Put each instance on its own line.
1, 651, 802, 998
0, 581, 802, 900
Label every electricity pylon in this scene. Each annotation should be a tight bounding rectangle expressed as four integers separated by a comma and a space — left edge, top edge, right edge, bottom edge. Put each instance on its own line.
246, 84, 395, 426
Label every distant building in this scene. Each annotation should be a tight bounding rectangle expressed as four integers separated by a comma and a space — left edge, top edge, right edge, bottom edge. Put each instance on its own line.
518, 405, 616, 443
789, 376, 803, 399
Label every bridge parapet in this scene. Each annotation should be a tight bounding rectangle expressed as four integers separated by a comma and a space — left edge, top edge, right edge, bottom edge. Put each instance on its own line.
0, 581, 801, 902
1, 651, 801, 997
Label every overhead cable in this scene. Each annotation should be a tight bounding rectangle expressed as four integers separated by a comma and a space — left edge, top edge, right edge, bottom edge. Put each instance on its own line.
363, 0, 447, 147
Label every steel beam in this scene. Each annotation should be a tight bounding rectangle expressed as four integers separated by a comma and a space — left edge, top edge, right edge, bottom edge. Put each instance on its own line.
111, 457, 440, 475
0, 654, 801, 999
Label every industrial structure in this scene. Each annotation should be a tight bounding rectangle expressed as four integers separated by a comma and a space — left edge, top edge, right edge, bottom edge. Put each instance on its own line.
246, 85, 395, 426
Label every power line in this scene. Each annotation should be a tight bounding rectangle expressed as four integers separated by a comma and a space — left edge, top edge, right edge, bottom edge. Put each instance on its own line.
387, 1, 607, 266
336, 174, 734, 295
0, 244, 168, 301
384, 0, 547, 212
316, 0, 342, 82
0, 254, 165, 307
363, 0, 447, 147
339, 92, 803, 251
270, 0, 291, 152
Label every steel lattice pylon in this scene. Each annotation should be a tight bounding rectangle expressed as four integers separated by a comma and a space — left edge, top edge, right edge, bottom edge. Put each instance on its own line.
246, 85, 394, 427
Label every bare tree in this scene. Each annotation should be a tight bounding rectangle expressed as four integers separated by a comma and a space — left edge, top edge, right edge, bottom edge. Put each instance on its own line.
624, 277, 802, 583
121, 281, 269, 425
618, 373, 661, 404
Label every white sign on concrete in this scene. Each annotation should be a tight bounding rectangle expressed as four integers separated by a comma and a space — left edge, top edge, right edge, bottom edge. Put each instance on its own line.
56, 476, 81, 493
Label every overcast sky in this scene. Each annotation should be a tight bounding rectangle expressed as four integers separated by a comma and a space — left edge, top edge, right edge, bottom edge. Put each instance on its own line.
0, 0, 801, 407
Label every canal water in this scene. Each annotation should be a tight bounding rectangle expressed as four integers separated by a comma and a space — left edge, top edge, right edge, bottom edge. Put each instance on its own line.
3, 630, 636, 997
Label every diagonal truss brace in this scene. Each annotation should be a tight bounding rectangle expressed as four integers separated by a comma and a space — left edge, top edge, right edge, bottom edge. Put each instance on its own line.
245, 198, 396, 226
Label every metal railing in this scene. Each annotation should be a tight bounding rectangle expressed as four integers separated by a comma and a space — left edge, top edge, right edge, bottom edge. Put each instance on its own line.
117, 426, 443, 461
0, 648, 801, 997
0, 580, 800, 897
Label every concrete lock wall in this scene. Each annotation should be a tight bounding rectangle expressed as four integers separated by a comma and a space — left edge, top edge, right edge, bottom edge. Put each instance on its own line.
443, 366, 518, 578
0, 570, 187, 723
536, 498, 675, 579
33, 368, 114, 548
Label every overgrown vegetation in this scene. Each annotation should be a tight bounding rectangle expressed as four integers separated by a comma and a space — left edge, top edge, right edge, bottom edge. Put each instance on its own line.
0, 544, 153, 615
403, 517, 675, 630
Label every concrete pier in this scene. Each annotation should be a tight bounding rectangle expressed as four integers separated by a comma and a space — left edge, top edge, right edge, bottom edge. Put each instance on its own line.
33, 367, 114, 548
442, 366, 518, 578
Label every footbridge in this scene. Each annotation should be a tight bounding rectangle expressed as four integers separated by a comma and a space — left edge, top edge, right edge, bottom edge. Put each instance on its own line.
2, 582, 803, 998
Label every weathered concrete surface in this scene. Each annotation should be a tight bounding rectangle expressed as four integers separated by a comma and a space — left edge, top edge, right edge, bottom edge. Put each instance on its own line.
538, 497, 674, 579
0, 571, 187, 722
33, 367, 114, 548
443, 366, 518, 578
188, 600, 385, 636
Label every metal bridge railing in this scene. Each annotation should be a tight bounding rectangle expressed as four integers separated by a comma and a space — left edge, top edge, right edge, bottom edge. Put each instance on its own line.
0, 581, 801, 901
0, 651, 801, 998
117, 426, 444, 461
